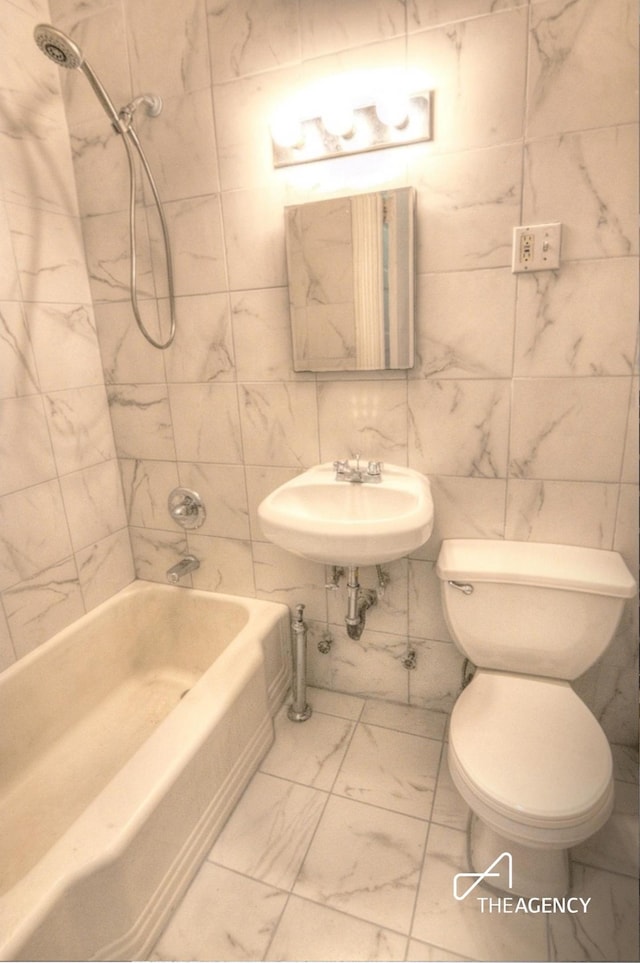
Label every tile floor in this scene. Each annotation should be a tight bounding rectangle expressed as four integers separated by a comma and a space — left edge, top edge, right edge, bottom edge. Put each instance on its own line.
151, 688, 639, 962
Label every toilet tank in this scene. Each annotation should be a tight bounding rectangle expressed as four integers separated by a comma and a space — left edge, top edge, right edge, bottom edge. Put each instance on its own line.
436, 540, 636, 680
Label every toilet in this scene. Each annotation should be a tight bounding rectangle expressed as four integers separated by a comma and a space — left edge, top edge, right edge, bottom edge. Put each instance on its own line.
436, 539, 636, 898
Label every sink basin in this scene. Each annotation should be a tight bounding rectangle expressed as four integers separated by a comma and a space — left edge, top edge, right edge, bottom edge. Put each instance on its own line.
258, 462, 434, 566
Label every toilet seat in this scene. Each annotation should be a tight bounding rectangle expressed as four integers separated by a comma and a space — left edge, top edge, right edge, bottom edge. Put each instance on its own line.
448, 669, 614, 847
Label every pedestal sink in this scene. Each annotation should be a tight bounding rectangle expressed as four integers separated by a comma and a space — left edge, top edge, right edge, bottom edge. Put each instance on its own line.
257, 462, 434, 566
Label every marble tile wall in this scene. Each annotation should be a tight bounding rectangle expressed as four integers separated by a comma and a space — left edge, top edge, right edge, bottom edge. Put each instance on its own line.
0, 0, 134, 669
16, 0, 639, 743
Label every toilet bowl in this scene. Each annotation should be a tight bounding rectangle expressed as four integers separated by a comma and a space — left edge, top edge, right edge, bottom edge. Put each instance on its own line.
436, 539, 636, 897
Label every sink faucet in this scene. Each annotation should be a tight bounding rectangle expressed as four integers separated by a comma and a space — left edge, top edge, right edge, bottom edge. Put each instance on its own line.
166, 554, 200, 584
333, 454, 382, 483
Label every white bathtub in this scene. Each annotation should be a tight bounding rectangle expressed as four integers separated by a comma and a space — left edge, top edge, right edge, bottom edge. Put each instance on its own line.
0, 581, 291, 961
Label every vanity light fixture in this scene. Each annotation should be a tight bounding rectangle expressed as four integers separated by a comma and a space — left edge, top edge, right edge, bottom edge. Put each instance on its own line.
271, 91, 433, 168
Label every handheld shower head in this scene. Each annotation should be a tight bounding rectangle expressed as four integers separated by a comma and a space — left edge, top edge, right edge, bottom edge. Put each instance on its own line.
33, 23, 122, 129
34, 24, 84, 70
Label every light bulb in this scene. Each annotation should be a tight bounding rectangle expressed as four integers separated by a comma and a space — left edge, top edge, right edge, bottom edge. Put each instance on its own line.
270, 113, 304, 149
322, 103, 355, 139
375, 96, 410, 129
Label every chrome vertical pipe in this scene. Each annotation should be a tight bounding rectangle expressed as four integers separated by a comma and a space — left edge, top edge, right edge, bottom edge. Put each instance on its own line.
288, 603, 312, 722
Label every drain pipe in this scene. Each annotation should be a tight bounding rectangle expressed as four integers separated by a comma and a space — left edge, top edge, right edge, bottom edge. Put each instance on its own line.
288, 603, 312, 722
345, 566, 377, 641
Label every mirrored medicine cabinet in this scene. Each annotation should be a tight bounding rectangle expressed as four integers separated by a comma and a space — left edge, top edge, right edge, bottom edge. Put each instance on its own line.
284, 186, 415, 372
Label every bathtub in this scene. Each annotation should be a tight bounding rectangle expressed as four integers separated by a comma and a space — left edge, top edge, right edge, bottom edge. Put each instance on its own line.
0, 581, 291, 961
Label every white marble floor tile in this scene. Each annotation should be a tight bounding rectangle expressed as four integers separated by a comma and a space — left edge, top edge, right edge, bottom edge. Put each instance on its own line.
152, 862, 288, 962
207, 771, 327, 890
307, 685, 365, 720
265, 895, 406, 961
293, 795, 427, 933
572, 779, 639, 879
333, 723, 442, 819
548, 862, 639, 963
412, 824, 548, 962
430, 753, 470, 833
406, 937, 473, 961
260, 706, 355, 790
361, 698, 447, 741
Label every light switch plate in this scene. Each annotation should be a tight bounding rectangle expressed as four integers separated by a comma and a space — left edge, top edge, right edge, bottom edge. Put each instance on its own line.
512, 223, 562, 273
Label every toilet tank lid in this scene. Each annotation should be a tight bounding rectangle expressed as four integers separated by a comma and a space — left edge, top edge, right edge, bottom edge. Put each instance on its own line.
436, 539, 636, 598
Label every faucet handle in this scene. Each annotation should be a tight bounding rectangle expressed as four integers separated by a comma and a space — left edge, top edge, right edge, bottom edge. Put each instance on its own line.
367, 460, 383, 477
333, 458, 349, 475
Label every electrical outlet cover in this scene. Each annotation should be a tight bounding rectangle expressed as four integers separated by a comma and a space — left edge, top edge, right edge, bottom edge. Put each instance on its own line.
512, 223, 562, 273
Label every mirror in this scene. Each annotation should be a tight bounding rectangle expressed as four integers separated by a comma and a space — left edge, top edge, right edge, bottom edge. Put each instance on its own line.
284, 187, 415, 372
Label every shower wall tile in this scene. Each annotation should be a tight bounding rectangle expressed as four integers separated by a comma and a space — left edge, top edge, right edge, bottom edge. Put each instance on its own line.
188, 533, 256, 596
129, 526, 188, 582
513, 258, 638, 377
0, 608, 14, 672
239, 382, 320, 468
425, 477, 507, 557
0, 0, 133, 666
70, 119, 129, 217
317, 380, 408, 465
407, 7, 527, 154
411, 144, 522, 273
222, 186, 288, 289
84, 209, 155, 303
45, 385, 116, 474
409, 638, 465, 713
231, 287, 309, 382
509, 377, 630, 482
94, 301, 167, 385
127, 0, 211, 99
6, 205, 91, 303
50, 5, 132, 127
0, 302, 40, 399
621, 376, 639, 485
152, 196, 228, 298
0, 202, 21, 301
77, 528, 136, 610
136, 88, 221, 204
213, 66, 304, 192
169, 384, 243, 463
59, 458, 127, 551
408, 560, 451, 643
163, 294, 235, 383
107, 384, 175, 461
3, 557, 85, 660
299, 0, 405, 59
413, 269, 516, 379
120, 458, 181, 529
523, 126, 638, 261
0, 107, 79, 216
27, 303, 104, 391
0, 395, 57, 496
210, 2, 301, 85
178, 463, 250, 540
326, 625, 409, 703
0, 480, 72, 591
253, 541, 327, 622
526, 0, 638, 138
409, 379, 510, 478
505, 480, 619, 549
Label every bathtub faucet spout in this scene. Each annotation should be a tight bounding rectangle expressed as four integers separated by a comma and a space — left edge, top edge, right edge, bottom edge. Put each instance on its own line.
167, 554, 200, 584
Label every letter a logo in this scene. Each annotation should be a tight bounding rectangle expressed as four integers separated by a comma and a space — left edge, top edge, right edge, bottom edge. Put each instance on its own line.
453, 851, 513, 900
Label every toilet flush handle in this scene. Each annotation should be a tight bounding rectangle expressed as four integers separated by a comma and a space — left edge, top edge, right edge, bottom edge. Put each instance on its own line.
448, 580, 474, 595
